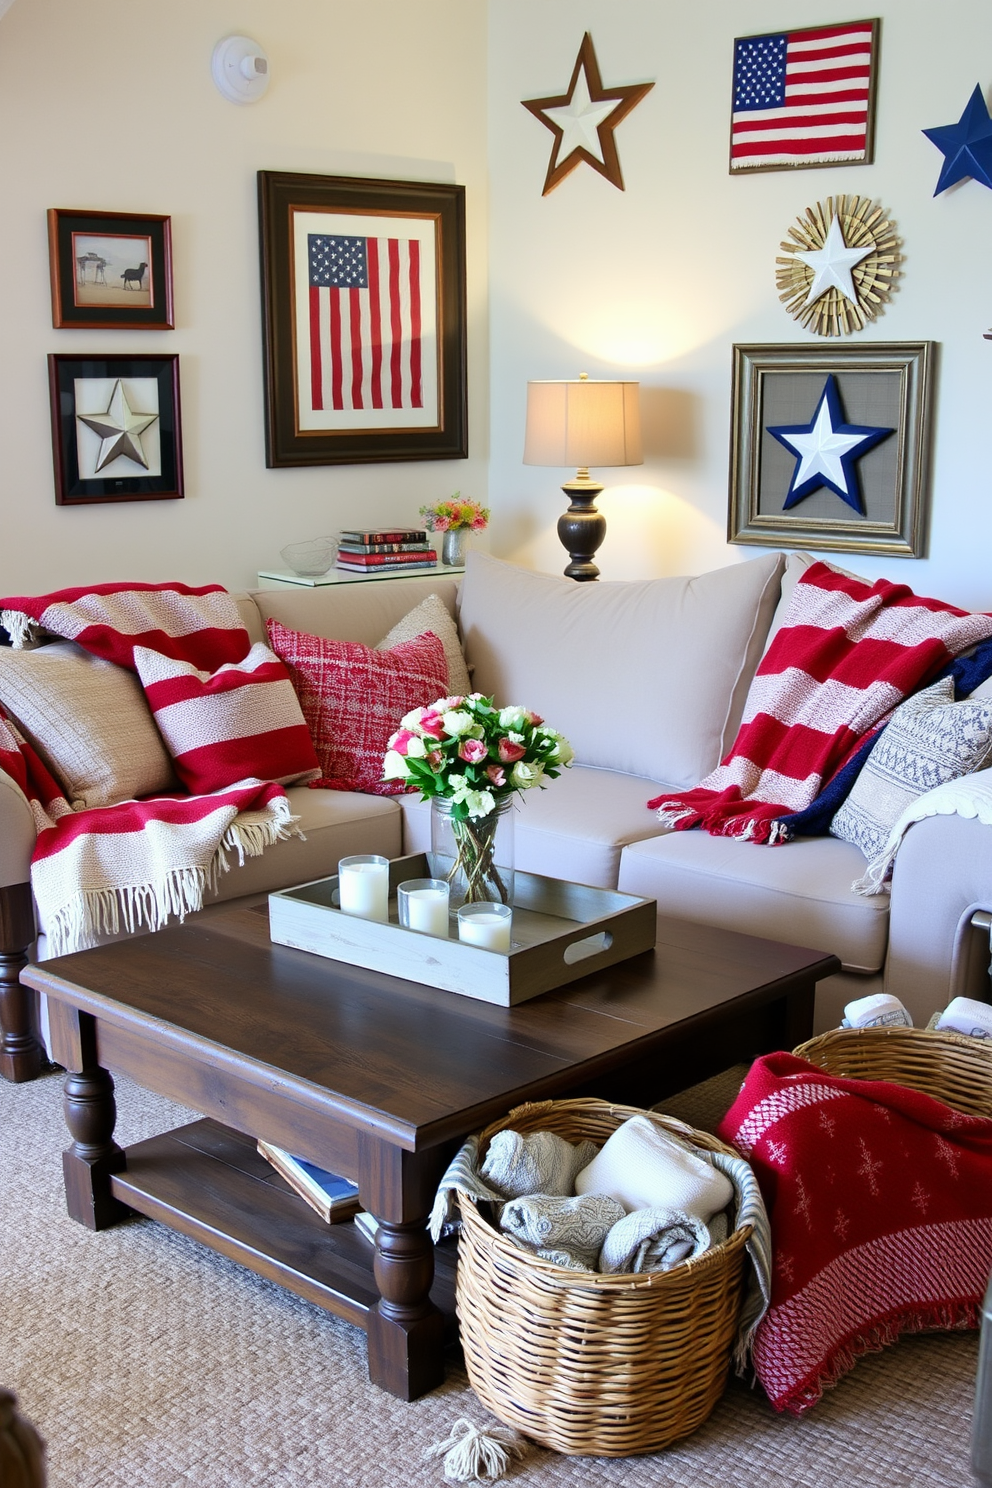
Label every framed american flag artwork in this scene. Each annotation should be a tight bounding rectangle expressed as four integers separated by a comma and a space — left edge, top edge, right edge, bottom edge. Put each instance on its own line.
258, 171, 467, 467
729, 19, 880, 174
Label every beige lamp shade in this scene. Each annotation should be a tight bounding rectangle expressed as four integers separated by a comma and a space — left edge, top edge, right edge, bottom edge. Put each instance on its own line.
523, 378, 642, 469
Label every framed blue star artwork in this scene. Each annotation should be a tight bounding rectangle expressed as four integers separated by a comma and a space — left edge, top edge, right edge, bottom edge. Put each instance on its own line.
47, 354, 184, 505
728, 343, 935, 557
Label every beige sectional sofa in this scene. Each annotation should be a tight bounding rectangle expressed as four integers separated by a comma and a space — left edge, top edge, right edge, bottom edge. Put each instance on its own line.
1, 549, 987, 1081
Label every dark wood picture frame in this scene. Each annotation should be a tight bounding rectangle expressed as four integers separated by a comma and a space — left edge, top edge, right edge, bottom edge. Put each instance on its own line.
258, 171, 467, 468
729, 18, 880, 175
48, 209, 174, 330
728, 341, 935, 558
48, 353, 184, 506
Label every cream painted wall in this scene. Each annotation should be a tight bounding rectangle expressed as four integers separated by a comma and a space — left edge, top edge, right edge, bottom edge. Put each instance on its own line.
488, 1, 992, 608
0, 0, 488, 591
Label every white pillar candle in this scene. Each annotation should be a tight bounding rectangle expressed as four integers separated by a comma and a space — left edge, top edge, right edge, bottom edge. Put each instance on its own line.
403, 888, 449, 937
457, 905, 512, 954
337, 857, 389, 923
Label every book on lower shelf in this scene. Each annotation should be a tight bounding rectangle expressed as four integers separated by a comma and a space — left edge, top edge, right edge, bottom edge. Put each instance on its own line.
257, 1140, 361, 1224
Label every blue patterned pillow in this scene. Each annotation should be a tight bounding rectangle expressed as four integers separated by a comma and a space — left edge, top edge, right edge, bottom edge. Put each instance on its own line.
830, 678, 992, 863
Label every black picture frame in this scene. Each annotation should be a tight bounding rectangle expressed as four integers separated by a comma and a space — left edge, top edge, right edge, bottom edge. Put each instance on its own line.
48, 209, 174, 330
48, 353, 184, 506
728, 342, 935, 558
257, 170, 468, 467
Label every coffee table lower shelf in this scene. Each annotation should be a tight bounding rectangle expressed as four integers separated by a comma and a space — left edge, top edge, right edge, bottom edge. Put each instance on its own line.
108, 1117, 459, 1336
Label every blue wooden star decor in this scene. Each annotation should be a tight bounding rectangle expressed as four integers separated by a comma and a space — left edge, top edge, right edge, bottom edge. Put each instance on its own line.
922, 84, 992, 195
767, 375, 893, 513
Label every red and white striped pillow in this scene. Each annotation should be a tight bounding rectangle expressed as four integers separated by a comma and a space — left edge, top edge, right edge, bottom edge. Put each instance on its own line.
266, 619, 449, 794
133, 642, 320, 795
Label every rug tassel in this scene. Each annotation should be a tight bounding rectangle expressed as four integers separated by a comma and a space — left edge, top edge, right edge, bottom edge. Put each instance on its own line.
424, 1418, 526, 1482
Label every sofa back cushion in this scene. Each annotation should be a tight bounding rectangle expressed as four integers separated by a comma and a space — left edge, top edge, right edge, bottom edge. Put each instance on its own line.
244, 576, 463, 649
457, 552, 785, 789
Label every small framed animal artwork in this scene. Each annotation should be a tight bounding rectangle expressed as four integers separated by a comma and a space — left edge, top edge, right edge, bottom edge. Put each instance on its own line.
48, 353, 184, 504
47, 209, 174, 329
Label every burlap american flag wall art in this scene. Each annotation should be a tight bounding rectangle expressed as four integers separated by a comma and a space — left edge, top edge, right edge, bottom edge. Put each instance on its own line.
730, 19, 880, 173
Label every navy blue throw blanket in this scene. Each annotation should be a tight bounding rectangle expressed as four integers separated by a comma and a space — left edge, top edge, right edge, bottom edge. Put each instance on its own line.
781, 634, 992, 840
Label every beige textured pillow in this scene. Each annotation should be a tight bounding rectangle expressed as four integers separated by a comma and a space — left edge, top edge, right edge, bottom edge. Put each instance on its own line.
0, 641, 178, 809
377, 591, 472, 697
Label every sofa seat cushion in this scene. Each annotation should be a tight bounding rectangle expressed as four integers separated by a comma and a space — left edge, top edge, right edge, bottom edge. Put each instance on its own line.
398, 765, 673, 890
457, 551, 785, 790
617, 830, 888, 973
31, 786, 403, 941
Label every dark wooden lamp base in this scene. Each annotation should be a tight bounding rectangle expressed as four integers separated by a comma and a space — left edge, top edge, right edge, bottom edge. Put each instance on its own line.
557, 472, 606, 582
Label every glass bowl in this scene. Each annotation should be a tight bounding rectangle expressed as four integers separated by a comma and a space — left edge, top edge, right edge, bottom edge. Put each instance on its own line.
279, 537, 337, 577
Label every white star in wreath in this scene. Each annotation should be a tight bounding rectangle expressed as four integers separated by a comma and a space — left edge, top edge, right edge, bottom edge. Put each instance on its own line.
776, 195, 901, 337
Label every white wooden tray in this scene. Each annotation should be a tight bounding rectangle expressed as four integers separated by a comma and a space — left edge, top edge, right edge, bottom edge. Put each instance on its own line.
268, 853, 657, 1006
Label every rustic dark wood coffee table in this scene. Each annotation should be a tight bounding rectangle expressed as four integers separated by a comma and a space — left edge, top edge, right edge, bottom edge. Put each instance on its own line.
22, 896, 838, 1401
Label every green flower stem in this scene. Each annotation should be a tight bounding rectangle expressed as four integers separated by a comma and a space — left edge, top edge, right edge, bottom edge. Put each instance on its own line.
448, 812, 511, 904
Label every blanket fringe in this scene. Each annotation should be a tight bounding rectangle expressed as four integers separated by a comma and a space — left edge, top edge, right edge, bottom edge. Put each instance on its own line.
0, 610, 40, 648
44, 800, 302, 958
653, 805, 696, 829
771, 1299, 979, 1416
852, 856, 894, 897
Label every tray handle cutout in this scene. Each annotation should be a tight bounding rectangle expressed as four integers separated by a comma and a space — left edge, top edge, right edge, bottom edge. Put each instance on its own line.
563, 930, 613, 965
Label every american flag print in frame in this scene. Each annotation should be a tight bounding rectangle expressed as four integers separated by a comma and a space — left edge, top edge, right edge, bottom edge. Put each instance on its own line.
729, 18, 880, 173
258, 172, 467, 467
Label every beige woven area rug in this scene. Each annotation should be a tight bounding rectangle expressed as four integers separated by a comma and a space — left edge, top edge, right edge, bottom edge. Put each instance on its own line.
2, 1065, 978, 1487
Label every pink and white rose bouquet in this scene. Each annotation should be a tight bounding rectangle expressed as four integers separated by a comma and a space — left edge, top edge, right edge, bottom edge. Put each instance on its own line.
383, 693, 573, 820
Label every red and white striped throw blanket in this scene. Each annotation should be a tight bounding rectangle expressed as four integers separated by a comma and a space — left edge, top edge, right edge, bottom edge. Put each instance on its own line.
0, 583, 302, 957
718, 1052, 992, 1414
649, 562, 992, 843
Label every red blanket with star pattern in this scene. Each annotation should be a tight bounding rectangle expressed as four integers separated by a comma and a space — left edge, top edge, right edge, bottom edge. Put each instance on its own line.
718, 1051, 992, 1414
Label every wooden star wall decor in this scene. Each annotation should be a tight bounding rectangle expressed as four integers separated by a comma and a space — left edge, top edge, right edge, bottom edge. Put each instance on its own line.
522, 34, 654, 196
776, 195, 901, 337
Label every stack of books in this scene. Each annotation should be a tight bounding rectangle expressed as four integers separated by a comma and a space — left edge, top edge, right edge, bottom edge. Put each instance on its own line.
336, 527, 438, 574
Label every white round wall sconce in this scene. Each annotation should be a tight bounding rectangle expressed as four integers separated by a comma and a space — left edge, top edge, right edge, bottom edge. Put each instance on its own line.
211, 36, 270, 105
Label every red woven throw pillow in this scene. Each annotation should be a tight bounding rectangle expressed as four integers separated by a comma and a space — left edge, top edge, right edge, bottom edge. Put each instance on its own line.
718, 1051, 992, 1415
266, 619, 449, 794
133, 642, 320, 795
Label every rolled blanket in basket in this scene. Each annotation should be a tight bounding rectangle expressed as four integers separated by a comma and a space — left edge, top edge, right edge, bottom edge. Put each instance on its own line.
599, 1207, 713, 1274
575, 1115, 734, 1219
481, 1129, 598, 1200
499, 1193, 626, 1271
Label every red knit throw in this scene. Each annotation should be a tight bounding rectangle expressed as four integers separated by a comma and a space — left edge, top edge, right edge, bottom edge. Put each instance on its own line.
718, 1052, 992, 1414
648, 562, 992, 843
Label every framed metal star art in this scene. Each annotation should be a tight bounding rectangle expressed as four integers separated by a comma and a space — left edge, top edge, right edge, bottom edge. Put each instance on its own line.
47, 354, 184, 505
776, 196, 901, 337
521, 33, 654, 195
728, 342, 934, 557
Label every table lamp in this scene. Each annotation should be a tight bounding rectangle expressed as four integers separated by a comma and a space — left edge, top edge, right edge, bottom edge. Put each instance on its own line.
523, 374, 642, 580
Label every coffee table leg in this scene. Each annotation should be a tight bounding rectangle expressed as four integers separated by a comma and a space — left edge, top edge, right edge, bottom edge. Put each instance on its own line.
61, 1013, 129, 1230
367, 1216, 445, 1401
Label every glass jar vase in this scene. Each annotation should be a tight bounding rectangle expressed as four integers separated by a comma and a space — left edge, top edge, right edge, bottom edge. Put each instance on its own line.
429, 796, 515, 911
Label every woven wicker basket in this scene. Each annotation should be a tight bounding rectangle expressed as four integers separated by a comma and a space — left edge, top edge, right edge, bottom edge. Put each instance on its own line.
454, 1097, 751, 1458
794, 1025, 992, 1117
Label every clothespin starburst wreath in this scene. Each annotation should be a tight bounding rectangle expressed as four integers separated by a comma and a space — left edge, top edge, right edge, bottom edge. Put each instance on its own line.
776, 195, 901, 337
521, 34, 654, 196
